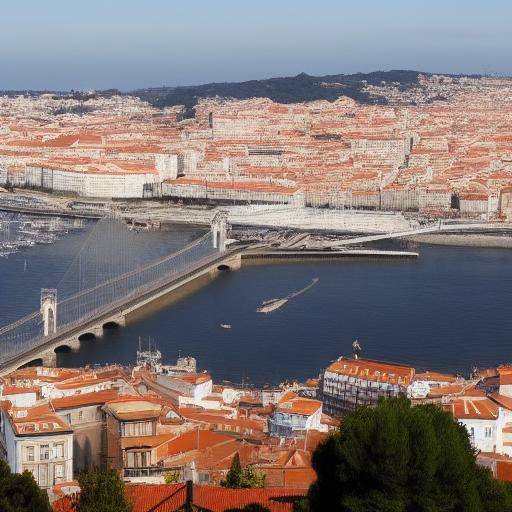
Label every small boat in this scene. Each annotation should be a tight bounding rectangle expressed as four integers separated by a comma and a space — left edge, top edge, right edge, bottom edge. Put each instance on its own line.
220, 324, 232, 329
257, 277, 319, 314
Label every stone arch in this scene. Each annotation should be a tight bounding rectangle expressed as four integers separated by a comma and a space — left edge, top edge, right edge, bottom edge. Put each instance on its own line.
217, 264, 231, 271
78, 332, 96, 342
54, 345, 72, 353
18, 358, 43, 369
102, 321, 120, 330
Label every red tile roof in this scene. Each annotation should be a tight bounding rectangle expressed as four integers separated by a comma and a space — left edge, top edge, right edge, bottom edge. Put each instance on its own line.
444, 397, 499, 420
53, 484, 307, 512
326, 357, 415, 386
50, 389, 120, 410
276, 392, 322, 417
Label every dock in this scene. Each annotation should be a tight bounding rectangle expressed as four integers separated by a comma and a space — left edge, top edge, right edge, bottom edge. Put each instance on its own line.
244, 249, 419, 261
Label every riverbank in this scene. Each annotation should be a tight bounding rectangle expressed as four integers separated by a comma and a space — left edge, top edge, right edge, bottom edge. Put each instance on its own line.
408, 233, 512, 248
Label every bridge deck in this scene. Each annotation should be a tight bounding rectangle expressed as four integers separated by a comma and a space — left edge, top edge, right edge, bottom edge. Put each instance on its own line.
0, 247, 243, 373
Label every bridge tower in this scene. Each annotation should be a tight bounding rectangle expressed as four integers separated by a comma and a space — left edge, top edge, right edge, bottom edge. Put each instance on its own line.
211, 211, 229, 252
40, 289, 57, 336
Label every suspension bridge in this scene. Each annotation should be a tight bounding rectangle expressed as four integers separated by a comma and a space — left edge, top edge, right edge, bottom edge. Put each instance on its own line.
0, 212, 238, 374
1, 206, 509, 374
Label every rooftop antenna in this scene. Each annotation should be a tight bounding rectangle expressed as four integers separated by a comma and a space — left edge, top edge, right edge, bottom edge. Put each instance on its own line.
352, 339, 362, 360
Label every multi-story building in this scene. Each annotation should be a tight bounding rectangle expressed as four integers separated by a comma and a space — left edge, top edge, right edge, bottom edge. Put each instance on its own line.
0, 402, 73, 490
320, 357, 415, 416
103, 397, 183, 478
156, 372, 213, 406
268, 392, 322, 437
51, 389, 120, 473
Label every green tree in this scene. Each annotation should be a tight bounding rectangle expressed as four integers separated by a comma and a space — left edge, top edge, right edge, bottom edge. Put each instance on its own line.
0, 459, 51, 512
164, 470, 180, 484
77, 468, 132, 512
221, 453, 265, 489
308, 396, 512, 512
241, 465, 265, 489
222, 453, 244, 488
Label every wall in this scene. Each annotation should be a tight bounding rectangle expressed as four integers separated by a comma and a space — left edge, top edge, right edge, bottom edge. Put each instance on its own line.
459, 418, 497, 453
56, 404, 105, 473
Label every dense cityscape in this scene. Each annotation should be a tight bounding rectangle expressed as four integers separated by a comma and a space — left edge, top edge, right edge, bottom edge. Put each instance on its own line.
2, 1, 512, 510
3, 346, 512, 510
0, 74, 511, 219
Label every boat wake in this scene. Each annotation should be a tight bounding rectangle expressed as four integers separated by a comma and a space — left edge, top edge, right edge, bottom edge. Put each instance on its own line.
257, 277, 319, 314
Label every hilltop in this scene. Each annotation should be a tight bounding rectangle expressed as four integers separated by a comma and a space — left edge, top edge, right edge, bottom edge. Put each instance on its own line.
130, 69, 426, 113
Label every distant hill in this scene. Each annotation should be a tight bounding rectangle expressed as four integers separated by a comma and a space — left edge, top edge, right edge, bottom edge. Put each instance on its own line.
130, 70, 425, 115
1, 70, 487, 116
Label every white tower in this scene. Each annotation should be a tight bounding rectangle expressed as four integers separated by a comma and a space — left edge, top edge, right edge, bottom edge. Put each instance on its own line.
211, 211, 229, 252
40, 288, 57, 336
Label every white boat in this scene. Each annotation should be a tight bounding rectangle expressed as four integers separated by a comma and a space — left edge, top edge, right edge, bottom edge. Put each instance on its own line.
220, 324, 232, 329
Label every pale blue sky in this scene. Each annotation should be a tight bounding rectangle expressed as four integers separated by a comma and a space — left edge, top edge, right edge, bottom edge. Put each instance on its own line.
1, 0, 510, 91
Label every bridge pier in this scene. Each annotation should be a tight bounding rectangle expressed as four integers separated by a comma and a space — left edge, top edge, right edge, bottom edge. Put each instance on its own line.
77, 325, 104, 342
213, 253, 242, 272
41, 350, 57, 368
103, 313, 126, 329
54, 337, 81, 351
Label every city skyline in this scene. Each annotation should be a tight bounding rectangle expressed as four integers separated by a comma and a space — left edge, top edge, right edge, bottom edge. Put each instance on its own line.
1, 0, 511, 91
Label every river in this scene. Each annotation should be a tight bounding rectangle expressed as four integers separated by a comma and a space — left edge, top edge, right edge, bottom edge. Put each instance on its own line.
0, 216, 511, 385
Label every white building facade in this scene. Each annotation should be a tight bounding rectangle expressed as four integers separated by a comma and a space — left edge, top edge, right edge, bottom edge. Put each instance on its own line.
0, 408, 73, 490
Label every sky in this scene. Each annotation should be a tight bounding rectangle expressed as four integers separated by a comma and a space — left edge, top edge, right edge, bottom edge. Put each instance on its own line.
0, 0, 511, 91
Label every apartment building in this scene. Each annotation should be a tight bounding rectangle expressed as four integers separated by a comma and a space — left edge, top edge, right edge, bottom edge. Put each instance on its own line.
268, 392, 322, 437
0, 402, 73, 490
321, 357, 415, 416
51, 389, 120, 473
103, 397, 184, 478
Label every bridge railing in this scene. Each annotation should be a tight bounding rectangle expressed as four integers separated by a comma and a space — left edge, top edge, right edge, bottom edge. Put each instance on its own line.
56, 231, 215, 329
0, 311, 44, 363
0, 231, 216, 366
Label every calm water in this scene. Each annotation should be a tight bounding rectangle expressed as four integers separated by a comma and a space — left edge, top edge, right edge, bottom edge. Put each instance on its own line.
1, 219, 511, 385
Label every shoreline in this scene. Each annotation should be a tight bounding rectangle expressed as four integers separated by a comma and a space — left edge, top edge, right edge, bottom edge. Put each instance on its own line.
408, 233, 512, 248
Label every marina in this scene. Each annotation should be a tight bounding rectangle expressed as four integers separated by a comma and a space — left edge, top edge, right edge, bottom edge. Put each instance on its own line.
0, 211, 86, 258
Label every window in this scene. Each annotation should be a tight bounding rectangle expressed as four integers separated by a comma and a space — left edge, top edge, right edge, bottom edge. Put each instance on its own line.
78, 411, 83, 421
122, 421, 152, 437
39, 465, 48, 487
24, 445, 35, 462
63, 414, 71, 424
126, 451, 149, 468
54, 443, 64, 459
40, 444, 50, 460
54, 464, 64, 481
485, 427, 492, 438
